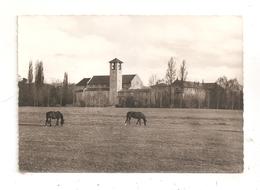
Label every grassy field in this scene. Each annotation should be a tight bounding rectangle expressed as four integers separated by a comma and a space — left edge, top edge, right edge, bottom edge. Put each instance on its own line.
19, 107, 243, 172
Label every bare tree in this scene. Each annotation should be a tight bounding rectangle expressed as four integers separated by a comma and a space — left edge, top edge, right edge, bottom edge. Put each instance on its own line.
216, 76, 228, 109
27, 61, 34, 105
165, 57, 176, 85
216, 76, 242, 109
227, 78, 240, 91
28, 61, 33, 84
148, 74, 158, 86
51, 79, 62, 87
156, 78, 165, 84
165, 57, 176, 107
35, 61, 44, 88
227, 78, 240, 109
179, 59, 188, 81
34, 60, 44, 106
62, 72, 69, 106
216, 76, 228, 89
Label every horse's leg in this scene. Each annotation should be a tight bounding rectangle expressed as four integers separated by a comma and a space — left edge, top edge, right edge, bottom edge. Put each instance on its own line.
49, 118, 52, 127
136, 119, 139, 125
45, 117, 48, 127
47, 118, 50, 127
125, 116, 129, 126
56, 118, 59, 126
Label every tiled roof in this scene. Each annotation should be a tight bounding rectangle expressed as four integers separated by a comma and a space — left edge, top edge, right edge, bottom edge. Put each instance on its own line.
173, 79, 220, 89
88, 75, 110, 86
202, 83, 219, 89
122, 74, 136, 84
87, 75, 136, 86
119, 88, 150, 93
109, 58, 123, 64
86, 87, 109, 91
151, 83, 168, 88
76, 78, 91, 86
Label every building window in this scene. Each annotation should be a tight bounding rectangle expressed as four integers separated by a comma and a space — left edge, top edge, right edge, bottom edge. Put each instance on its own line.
112, 63, 115, 70
118, 63, 121, 70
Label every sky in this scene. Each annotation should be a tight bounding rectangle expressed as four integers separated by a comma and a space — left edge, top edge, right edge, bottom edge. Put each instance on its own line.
18, 16, 243, 85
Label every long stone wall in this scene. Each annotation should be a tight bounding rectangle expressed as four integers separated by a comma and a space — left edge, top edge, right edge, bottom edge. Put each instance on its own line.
74, 84, 236, 109
75, 89, 110, 107
118, 86, 175, 108
118, 86, 212, 108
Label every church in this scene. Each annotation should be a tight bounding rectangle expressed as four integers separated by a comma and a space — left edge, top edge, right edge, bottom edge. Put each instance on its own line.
74, 58, 144, 107
74, 58, 241, 109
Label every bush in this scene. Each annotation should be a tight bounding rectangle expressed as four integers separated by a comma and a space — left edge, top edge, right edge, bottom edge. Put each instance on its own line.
79, 100, 86, 107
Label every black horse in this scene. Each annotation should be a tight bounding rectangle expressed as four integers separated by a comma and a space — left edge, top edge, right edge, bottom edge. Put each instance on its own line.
125, 111, 147, 126
45, 111, 64, 127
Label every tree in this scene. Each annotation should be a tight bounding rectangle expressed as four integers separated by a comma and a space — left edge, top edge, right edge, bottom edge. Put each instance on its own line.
227, 78, 240, 91
216, 76, 228, 89
34, 60, 44, 106
148, 74, 158, 86
27, 61, 34, 105
165, 57, 176, 85
28, 61, 33, 84
156, 78, 165, 84
216, 76, 228, 109
62, 72, 69, 106
179, 59, 188, 81
165, 57, 177, 107
227, 78, 240, 109
216, 76, 242, 109
35, 60, 44, 89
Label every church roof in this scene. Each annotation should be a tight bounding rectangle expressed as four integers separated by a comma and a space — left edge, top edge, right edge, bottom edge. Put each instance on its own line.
122, 74, 136, 84
151, 83, 168, 88
202, 83, 220, 89
88, 75, 109, 86
173, 79, 220, 89
87, 74, 136, 86
109, 58, 123, 64
76, 78, 91, 86
86, 87, 110, 91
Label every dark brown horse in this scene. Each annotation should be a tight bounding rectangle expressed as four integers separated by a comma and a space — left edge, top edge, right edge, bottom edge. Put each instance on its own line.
45, 111, 64, 127
125, 111, 147, 126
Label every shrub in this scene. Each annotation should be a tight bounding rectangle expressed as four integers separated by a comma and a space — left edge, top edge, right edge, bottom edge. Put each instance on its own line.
79, 100, 86, 107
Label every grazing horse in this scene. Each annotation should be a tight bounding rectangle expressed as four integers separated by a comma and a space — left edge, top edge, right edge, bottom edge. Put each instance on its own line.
125, 111, 147, 126
45, 111, 64, 127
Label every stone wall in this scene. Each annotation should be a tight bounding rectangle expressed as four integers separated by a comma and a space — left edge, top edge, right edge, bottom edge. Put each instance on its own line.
74, 84, 230, 109
181, 87, 207, 108
118, 85, 213, 108
118, 86, 175, 108
75, 89, 110, 107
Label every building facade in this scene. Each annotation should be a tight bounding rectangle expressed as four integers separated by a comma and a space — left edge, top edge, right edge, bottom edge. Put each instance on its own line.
74, 58, 242, 109
74, 58, 143, 106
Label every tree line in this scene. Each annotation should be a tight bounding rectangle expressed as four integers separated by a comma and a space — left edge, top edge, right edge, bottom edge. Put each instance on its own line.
18, 60, 74, 106
19, 57, 243, 109
147, 57, 243, 109
149, 57, 188, 86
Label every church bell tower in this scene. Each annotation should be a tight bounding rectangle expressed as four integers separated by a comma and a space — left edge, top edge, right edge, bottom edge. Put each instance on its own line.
109, 58, 123, 105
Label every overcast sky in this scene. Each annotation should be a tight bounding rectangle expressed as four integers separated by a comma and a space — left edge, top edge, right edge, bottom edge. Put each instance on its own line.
18, 16, 242, 85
